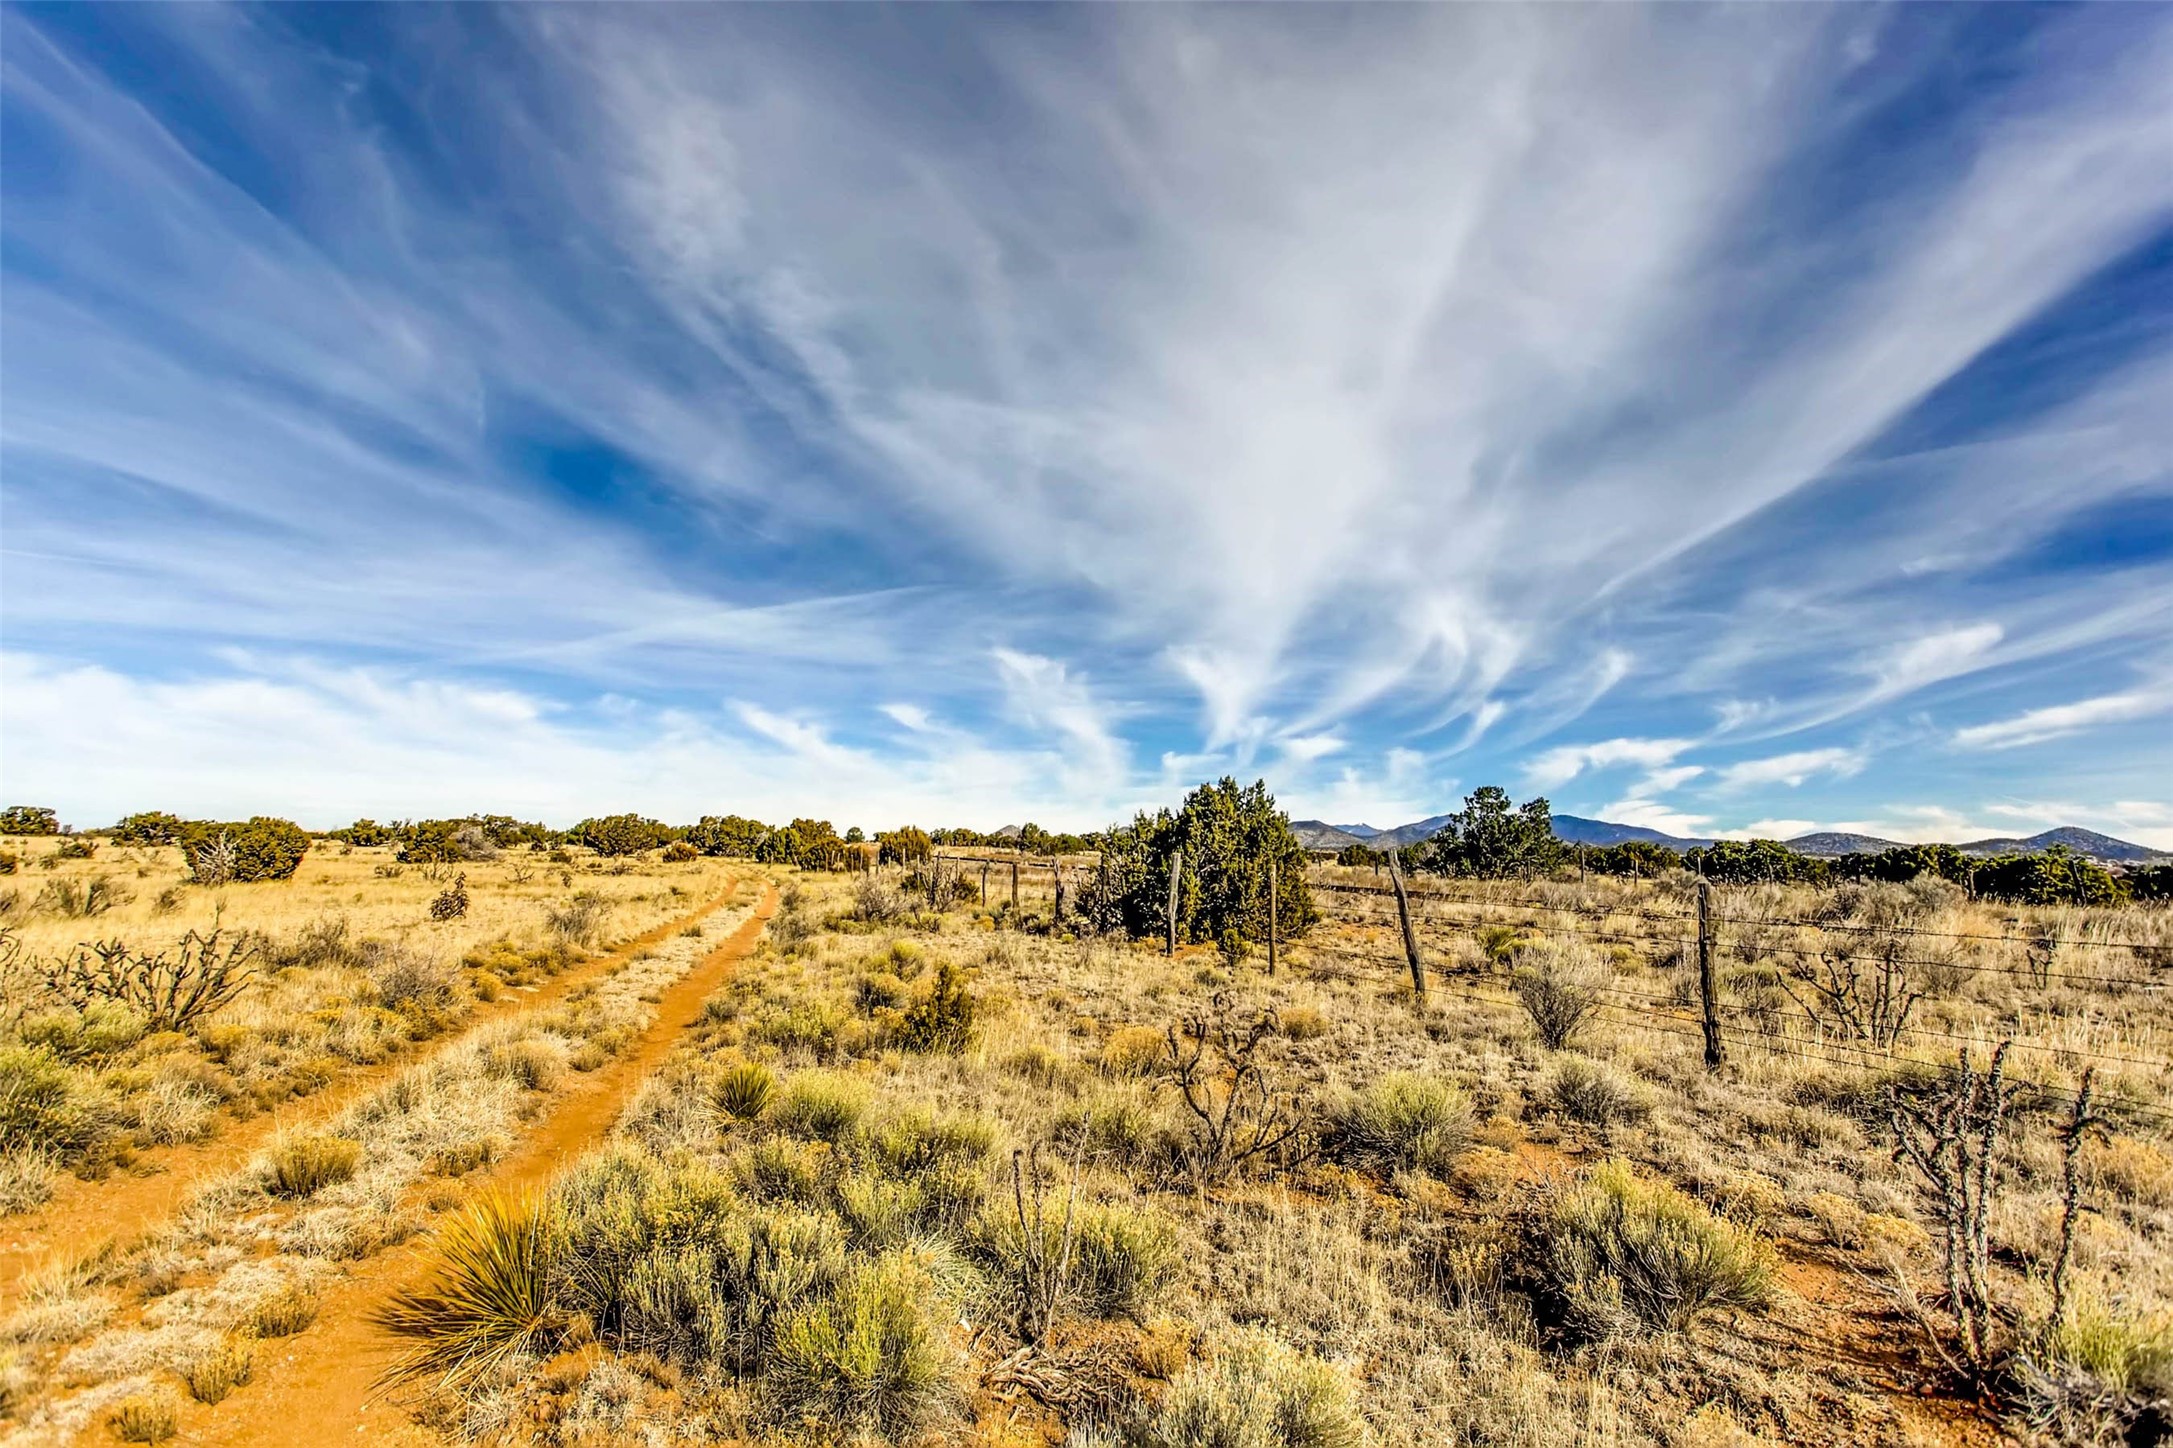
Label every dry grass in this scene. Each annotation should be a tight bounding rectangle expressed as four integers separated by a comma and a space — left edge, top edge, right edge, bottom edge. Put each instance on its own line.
7, 850, 2169, 1446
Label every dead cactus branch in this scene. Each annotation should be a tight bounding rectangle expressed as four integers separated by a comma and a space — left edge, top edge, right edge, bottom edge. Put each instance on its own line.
56, 928, 261, 1031
1160, 993, 1304, 1184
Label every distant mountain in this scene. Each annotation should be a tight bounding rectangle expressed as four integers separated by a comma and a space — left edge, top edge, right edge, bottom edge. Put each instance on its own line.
1957, 827, 2166, 863
1331, 823, 1383, 839
991, 824, 1023, 840
1291, 820, 1370, 851
1552, 814, 1711, 850
1787, 831, 1905, 857
1370, 814, 1456, 849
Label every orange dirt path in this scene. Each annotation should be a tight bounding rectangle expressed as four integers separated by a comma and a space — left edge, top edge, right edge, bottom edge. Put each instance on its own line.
182, 883, 777, 1448
0, 882, 752, 1299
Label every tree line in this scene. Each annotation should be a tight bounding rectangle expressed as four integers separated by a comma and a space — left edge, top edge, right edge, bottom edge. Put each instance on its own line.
1325, 789, 2170, 906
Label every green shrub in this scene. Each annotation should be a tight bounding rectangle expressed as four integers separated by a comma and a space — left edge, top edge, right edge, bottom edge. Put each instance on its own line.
895, 962, 977, 1053
1052, 1092, 1158, 1167
1320, 1072, 1471, 1178
179, 817, 310, 884
1143, 1328, 1364, 1448
377, 1192, 561, 1390
863, 1108, 997, 1179
0, 1046, 112, 1160
0, 807, 59, 836
568, 814, 673, 857
771, 1073, 871, 1144
854, 972, 910, 1014
265, 1133, 362, 1198
551, 1150, 843, 1373
754, 1001, 847, 1059
740, 1139, 832, 1207
662, 840, 699, 863
1525, 1157, 1774, 1339
1547, 1058, 1652, 1135
18, 1001, 147, 1061
977, 1196, 1178, 1325
765, 1251, 953, 1439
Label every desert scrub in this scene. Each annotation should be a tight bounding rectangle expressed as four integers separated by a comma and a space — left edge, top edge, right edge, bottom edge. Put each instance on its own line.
765, 1249, 955, 1439
1135, 1326, 1364, 1448
1510, 940, 1608, 1051
185, 1336, 255, 1403
1521, 1157, 1774, 1340
893, 961, 978, 1053
108, 1388, 180, 1443
263, 1133, 362, 1197
1320, 1072, 1471, 1178
975, 1193, 1179, 1325
771, 1070, 872, 1144
1544, 1057, 1652, 1135
0, 1045, 116, 1166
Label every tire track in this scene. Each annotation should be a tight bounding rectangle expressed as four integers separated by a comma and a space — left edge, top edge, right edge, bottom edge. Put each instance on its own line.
181, 883, 776, 1448
0, 882, 752, 1299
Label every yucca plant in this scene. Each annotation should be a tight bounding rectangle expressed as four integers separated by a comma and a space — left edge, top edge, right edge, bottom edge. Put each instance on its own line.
375, 1191, 564, 1391
715, 1060, 776, 1122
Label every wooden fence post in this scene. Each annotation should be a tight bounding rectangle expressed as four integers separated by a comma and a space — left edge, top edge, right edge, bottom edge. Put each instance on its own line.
981, 861, 990, 908
1388, 850, 1425, 1004
1052, 860, 1066, 926
1166, 848, 1183, 957
1267, 856, 1279, 977
1697, 877, 1725, 1068
1011, 859, 1019, 912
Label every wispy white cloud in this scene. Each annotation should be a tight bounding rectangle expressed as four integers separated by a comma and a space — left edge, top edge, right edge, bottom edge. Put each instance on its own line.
1524, 738, 1695, 790
1714, 747, 1866, 789
1953, 684, 2173, 750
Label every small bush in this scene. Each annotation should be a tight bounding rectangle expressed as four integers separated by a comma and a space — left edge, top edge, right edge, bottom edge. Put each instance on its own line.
1524, 1157, 1774, 1340
370, 946, 459, 1023
662, 840, 699, 863
854, 972, 910, 1014
765, 1251, 953, 1439
108, 1391, 179, 1443
265, 1134, 362, 1198
377, 1192, 562, 1390
1279, 1005, 1329, 1041
1321, 1072, 1471, 1178
1511, 940, 1609, 1051
186, 1337, 256, 1404
1546, 1058, 1652, 1135
754, 1002, 847, 1059
429, 873, 470, 921
715, 1060, 776, 1121
978, 1196, 1178, 1326
1143, 1328, 1364, 1448
36, 875, 130, 918
245, 1281, 320, 1337
0, 1045, 112, 1160
1101, 1025, 1166, 1077
772, 1072, 871, 1144
0, 1147, 55, 1215
1053, 1093, 1158, 1168
546, 893, 611, 948
895, 962, 977, 1053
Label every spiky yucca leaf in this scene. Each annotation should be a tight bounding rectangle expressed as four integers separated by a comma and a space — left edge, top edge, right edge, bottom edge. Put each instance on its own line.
375, 1191, 561, 1390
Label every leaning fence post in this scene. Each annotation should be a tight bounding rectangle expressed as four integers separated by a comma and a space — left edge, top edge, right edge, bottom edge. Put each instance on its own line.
981, 861, 990, 908
1388, 850, 1425, 1004
1697, 877, 1725, 1068
1267, 856, 1279, 977
1166, 848, 1183, 957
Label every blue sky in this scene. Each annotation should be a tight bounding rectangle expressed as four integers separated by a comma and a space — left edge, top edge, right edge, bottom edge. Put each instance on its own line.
3, 4, 2170, 844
